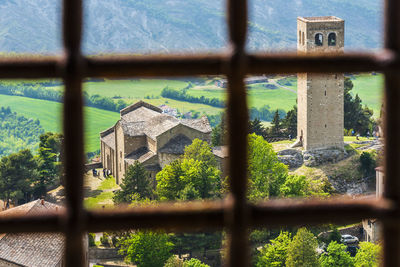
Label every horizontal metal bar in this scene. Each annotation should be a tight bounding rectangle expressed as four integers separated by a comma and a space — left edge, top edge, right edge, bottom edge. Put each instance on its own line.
0, 57, 61, 79
0, 51, 397, 79
248, 50, 398, 74
250, 198, 395, 228
85, 201, 226, 232
0, 198, 397, 233
0, 213, 63, 233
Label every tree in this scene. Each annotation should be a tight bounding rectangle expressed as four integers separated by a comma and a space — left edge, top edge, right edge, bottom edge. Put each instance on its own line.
326, 228, 341, 245
34, 132, 63, 197
249, 118, 267, 138
286, 228, 319, 267
359, 152, 376, 177
282, 106, 297, 138
183, 258, 210, 267
211, 115, 227, 147
270, 110, 281, 136
257, 231, 292, 267
344, 77, 374, 135
279, 175, 310, 198
156, 139, 221, 201
118, 230, 174, 267
247, 134, 288, 200
113, 161, 152, 204
319, 241, 354, 267
354, 242, 381, 267
0, 149, 38, 206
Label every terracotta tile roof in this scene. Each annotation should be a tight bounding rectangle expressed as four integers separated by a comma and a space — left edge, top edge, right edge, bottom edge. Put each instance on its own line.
0, 200, 64, 267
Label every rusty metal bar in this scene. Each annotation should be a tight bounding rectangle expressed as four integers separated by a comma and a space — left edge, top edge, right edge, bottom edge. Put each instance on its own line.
0, 52, 396, 79
226, 0, 249, 266
62, 0, 84, 264
383, 0, 400, 266
86, 201, 226, 232
251, 198, 395, 228
247, 51, 397, 74
0, 198, 396, 233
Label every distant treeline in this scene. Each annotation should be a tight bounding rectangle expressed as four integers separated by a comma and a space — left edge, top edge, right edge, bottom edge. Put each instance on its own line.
0, 82, 128, 112
0, 106, 44, 157
161, 87, 225, 108
206, 106, 286, 129
249, 106, 286, 122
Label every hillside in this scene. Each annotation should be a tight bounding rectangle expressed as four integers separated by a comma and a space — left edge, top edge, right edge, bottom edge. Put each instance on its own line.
0, 94, 119, 153
0, 0, 382, 54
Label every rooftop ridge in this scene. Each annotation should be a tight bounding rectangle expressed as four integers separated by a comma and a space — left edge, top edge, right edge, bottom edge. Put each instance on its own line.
120, 100, 162, 117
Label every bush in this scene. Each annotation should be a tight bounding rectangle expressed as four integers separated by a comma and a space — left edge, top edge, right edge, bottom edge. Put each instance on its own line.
359, 152, 376, 177
183, 258, 210, 267
100, 233, 110, 247
88, 233, 96, 247
164, 255, 184, 267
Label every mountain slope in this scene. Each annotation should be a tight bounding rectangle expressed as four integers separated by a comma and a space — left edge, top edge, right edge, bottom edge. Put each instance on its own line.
0, 0, 382, 54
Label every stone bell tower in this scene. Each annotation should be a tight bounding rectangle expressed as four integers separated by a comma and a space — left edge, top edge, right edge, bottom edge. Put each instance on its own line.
296, 16, 345, 150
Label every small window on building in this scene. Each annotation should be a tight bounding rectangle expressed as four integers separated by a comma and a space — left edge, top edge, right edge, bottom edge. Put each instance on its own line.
328, 32, 336, 46
120, 163, 121, 171
325, 90, 326, 96
335, 74, 338, 79
302, 32, 305, 45
120, 151, 122, 158
315, 33, 323, 46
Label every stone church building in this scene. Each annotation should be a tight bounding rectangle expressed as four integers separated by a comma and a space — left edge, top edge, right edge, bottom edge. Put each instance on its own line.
297, 16, 345, 151
100, 101, 215, 184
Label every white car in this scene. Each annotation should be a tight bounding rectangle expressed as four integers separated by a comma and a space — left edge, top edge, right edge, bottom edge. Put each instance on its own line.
341, 234, 359, 244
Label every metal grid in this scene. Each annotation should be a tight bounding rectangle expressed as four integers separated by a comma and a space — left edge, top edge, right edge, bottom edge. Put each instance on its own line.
0, 0, 399, 266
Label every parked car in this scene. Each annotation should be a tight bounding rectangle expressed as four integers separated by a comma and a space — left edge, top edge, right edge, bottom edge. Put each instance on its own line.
341, 234, 359, 244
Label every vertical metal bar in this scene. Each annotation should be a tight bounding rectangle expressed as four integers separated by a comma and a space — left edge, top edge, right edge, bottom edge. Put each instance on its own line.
383, 0, 400, 266
62, 0, 84, 265
226, 0, 249, 266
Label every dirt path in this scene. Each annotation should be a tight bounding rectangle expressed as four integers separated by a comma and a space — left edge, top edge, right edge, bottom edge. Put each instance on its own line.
270, 79, 297, 93
47, 170, 109, 203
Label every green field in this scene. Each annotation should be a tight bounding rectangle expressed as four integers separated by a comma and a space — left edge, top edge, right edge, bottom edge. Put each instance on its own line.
350, 73, 383, 116
0, 94, 119, 153
0, 73, 383, 155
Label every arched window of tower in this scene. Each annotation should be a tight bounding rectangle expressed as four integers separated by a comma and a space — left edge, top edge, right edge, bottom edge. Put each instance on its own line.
328, 32, 336, 46
315, 33, 323, 46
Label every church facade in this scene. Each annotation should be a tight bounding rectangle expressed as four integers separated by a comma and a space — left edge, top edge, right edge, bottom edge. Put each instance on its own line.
100, 101, 214, 184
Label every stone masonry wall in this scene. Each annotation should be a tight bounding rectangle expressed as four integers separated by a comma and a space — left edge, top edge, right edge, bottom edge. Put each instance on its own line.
297, 17, 344, 151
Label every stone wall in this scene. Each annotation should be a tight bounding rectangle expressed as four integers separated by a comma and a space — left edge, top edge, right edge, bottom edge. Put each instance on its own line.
102, 141, 115, 177
158, 152, 181, 169
297, 17, 344, 151
156, 124, 210, 152
89, 247, 122, 260
124, 135, 146, 157
115, 122, 125, 184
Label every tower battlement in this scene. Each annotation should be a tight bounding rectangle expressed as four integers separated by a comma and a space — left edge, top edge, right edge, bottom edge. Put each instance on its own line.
297, 16, 344, 53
